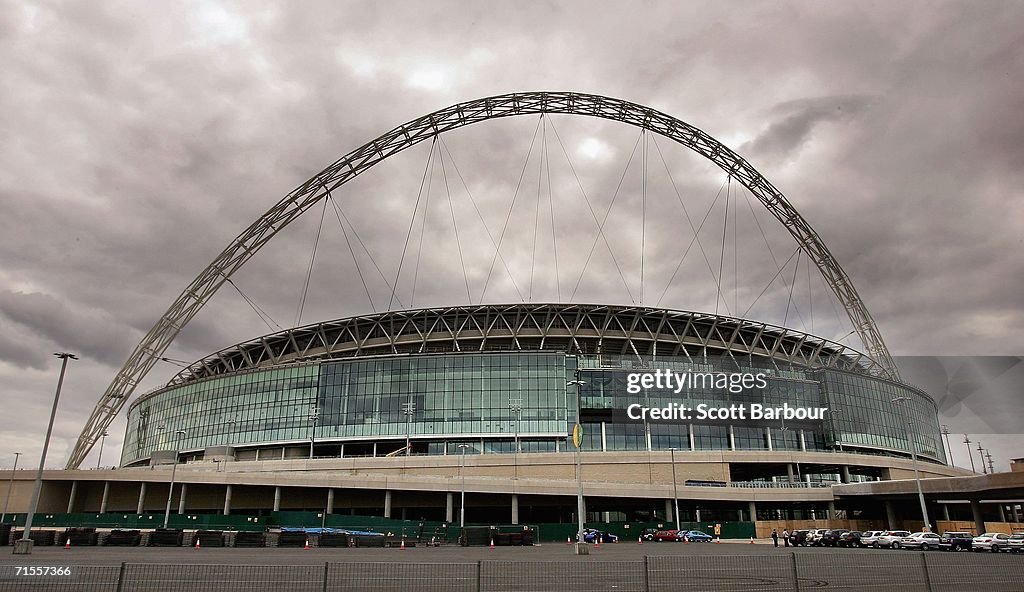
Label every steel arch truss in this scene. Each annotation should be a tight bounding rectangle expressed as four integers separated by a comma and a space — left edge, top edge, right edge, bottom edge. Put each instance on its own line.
66, 91, 897, 468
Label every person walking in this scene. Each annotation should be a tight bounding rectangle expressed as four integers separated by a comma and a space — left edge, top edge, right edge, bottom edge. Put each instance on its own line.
771, 528, 779, 548
783, 528, 790, 547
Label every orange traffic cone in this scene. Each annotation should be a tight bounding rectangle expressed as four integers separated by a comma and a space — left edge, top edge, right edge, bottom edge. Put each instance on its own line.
594, 537, 600, 548
637, 536, 643, 545
749, 537, 755, 544
566, 537, 572, 545
399, 539, 406, 550
684, 536, 690, 544
64, 538, 71, 550
715, 537, 721, 544
489, 538, 495, 550
304, 538, 311, 550
194, 538, 201, 550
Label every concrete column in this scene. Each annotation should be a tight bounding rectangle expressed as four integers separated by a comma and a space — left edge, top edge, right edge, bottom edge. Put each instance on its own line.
786, 464, 795, 484
827, 501, 836, 520
748, 501, 757, 522
665, 499, 674, 523
600, 422, 607, 452
941, 503, 950, 521
885, 500, 897, 529
136, 482, 146, 514
799, 430, 807, 452
971, 500, 984, 534
99, 481, 110, 514
645, 424, 652, 451
688, 424, 695, 451
339, 443, 345, 458
178, 483, 187, 515
1013, 504, 1021, 524
511, 494, 519, 525
728, 425, 736, 450
372, 443, 377, 457
66, 481, 78, 513
401, 507, 407, 521
223, 484, 232, 516
273, 486, 281, 512
384, 490, 392, 518
326, 489, 334, 514
841, 466, 851, 484
998, 504, 1007, 523
765, 428, 773, 451
695, 509, 702, 523
446, 493, 454, 523
280, 448, 286, 460
254, 449, 260, 462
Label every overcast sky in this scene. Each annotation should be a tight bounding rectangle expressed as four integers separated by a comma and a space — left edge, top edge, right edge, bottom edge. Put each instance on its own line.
1, 0, 1022, 472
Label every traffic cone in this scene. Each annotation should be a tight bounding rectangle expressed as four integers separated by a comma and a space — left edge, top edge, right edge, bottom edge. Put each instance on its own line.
749, 536, 755, 544
566, 537, 572, 545
637, 536, 643, 545
64, 538, 71, 550
304, 538, 311, 550
399, 539, 406, 550
715, 537, 721, 544
489, 538, 495, 550
194, 538, 201, 550
684, 536, 689, 544
594, 537, 600, 548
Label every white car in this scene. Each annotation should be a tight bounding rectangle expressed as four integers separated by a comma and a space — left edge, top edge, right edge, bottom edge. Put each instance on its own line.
860, 530, 886, 547
1008, 534, 1023, 553
899, 532, 941, 550
876, 530, 911, 549
973, 532, 1011, 552
807, 528, 830, 546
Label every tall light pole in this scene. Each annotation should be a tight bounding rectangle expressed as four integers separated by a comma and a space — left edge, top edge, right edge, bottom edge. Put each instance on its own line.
308, 407, 319, 459
891, 396, 930, 532
95, 431, 109, 469
458, 444, 469, 528
162, 430, 186, 529
669, 448, 680, 532
509, 398, 522, 479
963, 435, 976, 472
402, 401, 415, 456
940, 425, 952, 467
976, 443, 987, 475
567, 373, 586, 551
14, 352, 76, 555
2, 452, 22, 524
985, 451, 995, 475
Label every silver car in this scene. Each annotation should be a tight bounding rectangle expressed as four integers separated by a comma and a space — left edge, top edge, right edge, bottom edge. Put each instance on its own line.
860, 530, 886, 548
1008, 534, 1023, 553
899, 532, 941, 551
973, 532, 1011, 552
877, 530, 911, 549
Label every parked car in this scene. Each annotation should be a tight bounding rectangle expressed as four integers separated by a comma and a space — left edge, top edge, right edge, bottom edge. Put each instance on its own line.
899, 532, 941, 550
876, 531, 911, 549
640, 528, 659, 541
582, 529, 619, 543
859, 531, 886, 548
807, 528, 831, 546
938, 531, 974, 552
1007, 534, 1023, 553
836, 531, 862, 548
682, 530, 713, 542
789, 530, 810, 546
973, 533, 1011, 552
819, 529, 850, 547
651, 530, 685, 542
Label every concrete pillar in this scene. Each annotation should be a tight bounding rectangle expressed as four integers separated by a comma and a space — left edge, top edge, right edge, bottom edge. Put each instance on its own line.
446, 493, 454, 523
786, 464, 795, 484
273, 486, 281, 512
765, 428, 773, 451
827, 501, 836, 520
728, 425, 736, 450
688, 424, 695, 451
885, 500, 897, 529
136, 482, 146, 514
178, 483, 187, 515
384, 490, 392, 518
280, 447, 286, 460
99, 481, 110, 514
339, 443, 345, 458
1013, 504, 1021, 524
971, 500, 984, 534
665, 499, 674, 523
66, 481, 78, 513
255, 449, 260, 462
401, 507, 407, 520
326, 489, 335, 514
942, 503, 950, 521
841, 466, 851, 484
511, 494, 519, 525
799, 430, 807, 452
223, 485, 232, 516
998, 504, 1007, 523
600, 422, 607, 452
695, 509, 702, 523
748, 501, 757, 522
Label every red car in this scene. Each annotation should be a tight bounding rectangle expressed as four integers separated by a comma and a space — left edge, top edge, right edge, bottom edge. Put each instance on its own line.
651, 530, 686, 542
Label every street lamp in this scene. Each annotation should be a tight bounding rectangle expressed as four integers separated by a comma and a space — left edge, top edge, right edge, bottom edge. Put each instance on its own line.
668, 448, 680, 532
567, 373, 586, 551
96, 431, 109, 469
14, 352, 76, 555
940, 425, 952, 467
1, 452, 22, 524
963, 435, 976, 472
402, 401, 415, 456
457, 444, 469, 528
976, 442, 987, 475
891, 396, 930, 532
308, 407, 320, 459
509, 398, 522, 479
985, 451, 995, 475
162, 430, 186, 529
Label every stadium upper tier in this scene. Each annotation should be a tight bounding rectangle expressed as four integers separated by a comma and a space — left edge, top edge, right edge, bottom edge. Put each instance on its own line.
122, 304, 941, 469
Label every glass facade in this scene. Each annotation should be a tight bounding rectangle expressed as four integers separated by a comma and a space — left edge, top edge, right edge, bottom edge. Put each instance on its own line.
122, 351, 942, 466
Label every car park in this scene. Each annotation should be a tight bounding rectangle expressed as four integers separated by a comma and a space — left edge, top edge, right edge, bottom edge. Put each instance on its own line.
837, 531, 862, 548
973, 533, 1010, 552
789, 530, 810, 546
859, 531, 886, 548
1007, 534, 1023, 553
938, 531, 974, 552
876, 531, 911, 549
899, 532, 941, 551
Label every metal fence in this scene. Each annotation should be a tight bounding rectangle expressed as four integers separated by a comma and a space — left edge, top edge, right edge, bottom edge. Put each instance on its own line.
2, 554, 1023, 591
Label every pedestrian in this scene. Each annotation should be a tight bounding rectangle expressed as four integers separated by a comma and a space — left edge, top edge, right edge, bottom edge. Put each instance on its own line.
772, 528, 779, 548
783, 528, 790, 547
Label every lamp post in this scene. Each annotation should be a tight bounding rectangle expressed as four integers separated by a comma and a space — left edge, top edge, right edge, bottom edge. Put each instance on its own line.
963, 435, 976, 472
891, 396, 930, 532
95, 431, 109, 469
509, 398, 522, 479
402, 401, 415, 456
976, 443, 987, 475
669, 448, 680, 532
14, 352, 76, 555
162, 430, 186, 529
567, 373, 586, 551
985, 451, 995, 475
457, 444, 469, 528
2, 452, 22, 524
940, 425, 952, 467
308, 407, 320, 459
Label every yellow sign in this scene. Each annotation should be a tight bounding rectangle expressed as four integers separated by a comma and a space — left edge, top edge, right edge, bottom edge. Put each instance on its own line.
714, 524, 721, 536
572, 424, 583, 448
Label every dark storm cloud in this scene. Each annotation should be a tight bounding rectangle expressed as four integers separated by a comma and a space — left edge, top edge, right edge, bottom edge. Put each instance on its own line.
1, 0, 1022, 469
